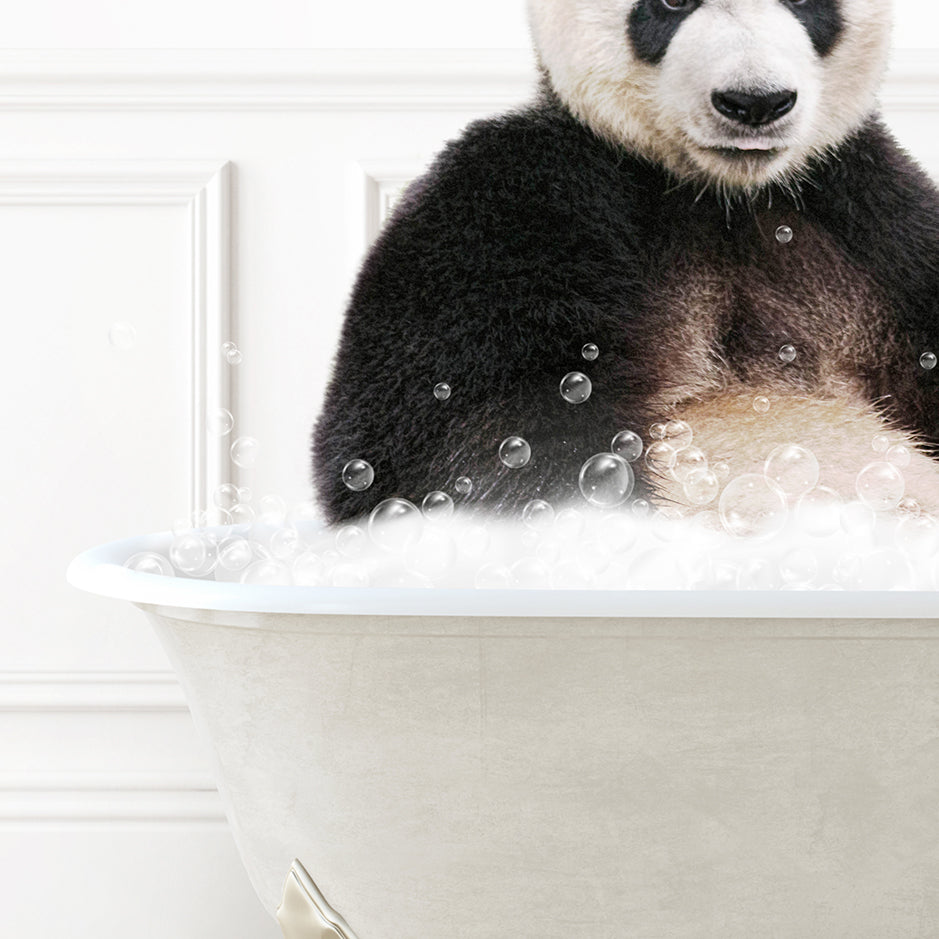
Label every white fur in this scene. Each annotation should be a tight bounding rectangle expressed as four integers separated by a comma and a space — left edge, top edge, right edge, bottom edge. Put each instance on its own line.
528, 0, 894, 190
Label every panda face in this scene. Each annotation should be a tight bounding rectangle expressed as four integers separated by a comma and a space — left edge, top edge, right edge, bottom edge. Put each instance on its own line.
528, 0, 893, 191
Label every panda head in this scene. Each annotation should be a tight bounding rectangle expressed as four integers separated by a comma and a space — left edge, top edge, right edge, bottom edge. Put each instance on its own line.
528, 0, 893, 192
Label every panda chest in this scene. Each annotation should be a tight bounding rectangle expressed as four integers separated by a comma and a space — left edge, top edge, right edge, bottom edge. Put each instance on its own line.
637, 215, 887, 405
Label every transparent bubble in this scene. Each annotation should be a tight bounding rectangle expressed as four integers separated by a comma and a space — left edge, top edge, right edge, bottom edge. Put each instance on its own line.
581, 342, 599, 361
649, 422, 667, 440
718, 474, 788, 540
764, 444, 819, 499
499, 436, 532, 469
511, 557, 551, 589
522, 499, 555, 531
840, 500, 876, 537
433, 382, 451, 401
780, 548, 818, 585
778, 344, 797, 364
886, 444, 911, 468
475, 563, 513, 589
664, 419, 693, 451
422, 490, 455, 520
753, 396, 771, 414
172, 510, 208, 535
555, 507, 586, 539
597, 511, 638, 554
652, 506, 685, 541
645, 440, 677, 475
673, 446, 707, 482
796, 486, 843, 537
631, 498, 652, 518
270, 526, 301, 560
775, 225, 793, 244
258, 494, 287, 525
217, 537, 253, 572
213, 483, 240, 511
838, 550, 913, 590
560, 371, 592, 404
871, 434, 890, 454
229, 503, 256, 524
683, 469, 720, 505
221, 341, 243, 366
712, 461, 731, 481
408, 526, 457, 579
331, 564, 370, 588
124, 551, 174, 577
293, 551, 326, 586
368, 498, 423, 551
552, 558, 594, 590
921, 352, 937, 370
342, 459, 374, 492
230, 436, 259, 468
169, 532, 212, 575
737, 557, 781, 590
455, 476, 473, 495
856, 461, 905, 512
458, 523, 490, 560
108, 322, 137, 351
207, 407, 234, 436
287, 500, 321, 528
335, 524, 367, 559
241, 559, 291, 585
896, 513, 939, 557
611, 430, 643, 463
578, 452, 635, 508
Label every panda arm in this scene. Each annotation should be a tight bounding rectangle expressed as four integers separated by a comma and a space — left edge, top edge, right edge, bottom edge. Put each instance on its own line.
807, 118, 939, 446
311, 112, 652, 523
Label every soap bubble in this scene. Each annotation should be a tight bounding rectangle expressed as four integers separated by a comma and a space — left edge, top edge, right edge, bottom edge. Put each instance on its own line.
673, 446, 707, 482
737, 557, 781, 590
840, 500, 876, 537
433, 382, 451, 400
331, 564, 369, 588
775, 225, 793, 244
753, 396, 771, 413
458, 523, 490, 560
455, 476, 473, 495
511, 557, 551, 589
780, 548, 818, 585
368, 498, 423, 551
712, 461, 731, 481
124, 552, 174, 576
764, 444, 819, 499
552, 558, 595, 590
611, 430, 643, 463
335, 525, 367, 559
108, 322, 136, 351
581, 343, 599, 361
796, 486, 843, 537
921, 352, 937, 370
597, 511, 638, 554
229, 503, 256, 524
631, 498, 652, 518
663, 420, 693, 451
555, 507, 586, 539
645, 440, 677, 475
221, 341, 243, 365
207, 407, 234, 436
778, 344, 797, 363
560, 371, 592, 404
578, 453, 635, 507
649, 423, 667, 440
719, 474, 788, 540
270, 527, 301, 560
217, 537, 253, 572
895, 513, 939, 556
230, 436, 259, 468
837, 550, 913, 590
341, 459, 374, 492
499, 436, 532, 468
422, 490, 455, 520
683, 469, 720, 505
856, 461, 904, 512
293, 551, 326, 586
408, 526, 457, 579
172, 510, 208, 534
522, 499, 555, 531
169, 532, 215, 575
886, 444, 911, 469
241, 559, 291, 585
475, 563, 513, 589
871, 434, 890, 453
213, 483, 240, 511
258, 494, 287, 525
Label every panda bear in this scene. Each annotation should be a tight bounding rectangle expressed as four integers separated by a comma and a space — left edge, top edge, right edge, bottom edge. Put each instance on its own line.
312, 0, 939, 526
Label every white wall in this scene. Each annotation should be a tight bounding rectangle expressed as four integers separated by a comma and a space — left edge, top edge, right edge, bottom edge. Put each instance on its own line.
0, 0, 935, 49
0, 2, 937, 938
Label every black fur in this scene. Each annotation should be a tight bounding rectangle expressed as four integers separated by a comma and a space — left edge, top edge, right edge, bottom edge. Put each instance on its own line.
312, 93, 939, 525
784, 0, 843, 58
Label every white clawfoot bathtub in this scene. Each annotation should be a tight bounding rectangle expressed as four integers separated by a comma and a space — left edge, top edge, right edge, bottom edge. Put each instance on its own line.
69, 530, 939, 938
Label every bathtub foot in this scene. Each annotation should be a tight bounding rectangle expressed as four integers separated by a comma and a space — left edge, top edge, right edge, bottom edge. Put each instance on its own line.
276, 860, 360, 939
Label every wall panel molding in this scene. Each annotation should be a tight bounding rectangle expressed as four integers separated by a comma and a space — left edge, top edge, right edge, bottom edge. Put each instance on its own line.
0, 159, 232, 515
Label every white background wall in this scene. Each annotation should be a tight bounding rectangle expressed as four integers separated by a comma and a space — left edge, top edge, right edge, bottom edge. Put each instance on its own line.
0, 2, 937, 938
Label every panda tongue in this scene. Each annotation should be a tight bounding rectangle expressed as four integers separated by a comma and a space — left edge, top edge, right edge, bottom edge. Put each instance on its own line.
735, 140, 774, 151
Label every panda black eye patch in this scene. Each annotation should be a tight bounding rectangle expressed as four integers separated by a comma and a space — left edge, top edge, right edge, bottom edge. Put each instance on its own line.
782, 0, 843, 57
627, 0, 702, 66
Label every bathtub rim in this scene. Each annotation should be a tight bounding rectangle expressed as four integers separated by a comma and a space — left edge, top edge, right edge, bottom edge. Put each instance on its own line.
67, 529, 939, 620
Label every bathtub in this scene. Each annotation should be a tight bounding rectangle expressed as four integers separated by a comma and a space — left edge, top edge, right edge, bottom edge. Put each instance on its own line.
69, 529, 939, 938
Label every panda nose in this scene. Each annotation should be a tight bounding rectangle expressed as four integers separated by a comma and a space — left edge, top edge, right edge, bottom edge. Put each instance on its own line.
711, 89, 798, 126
